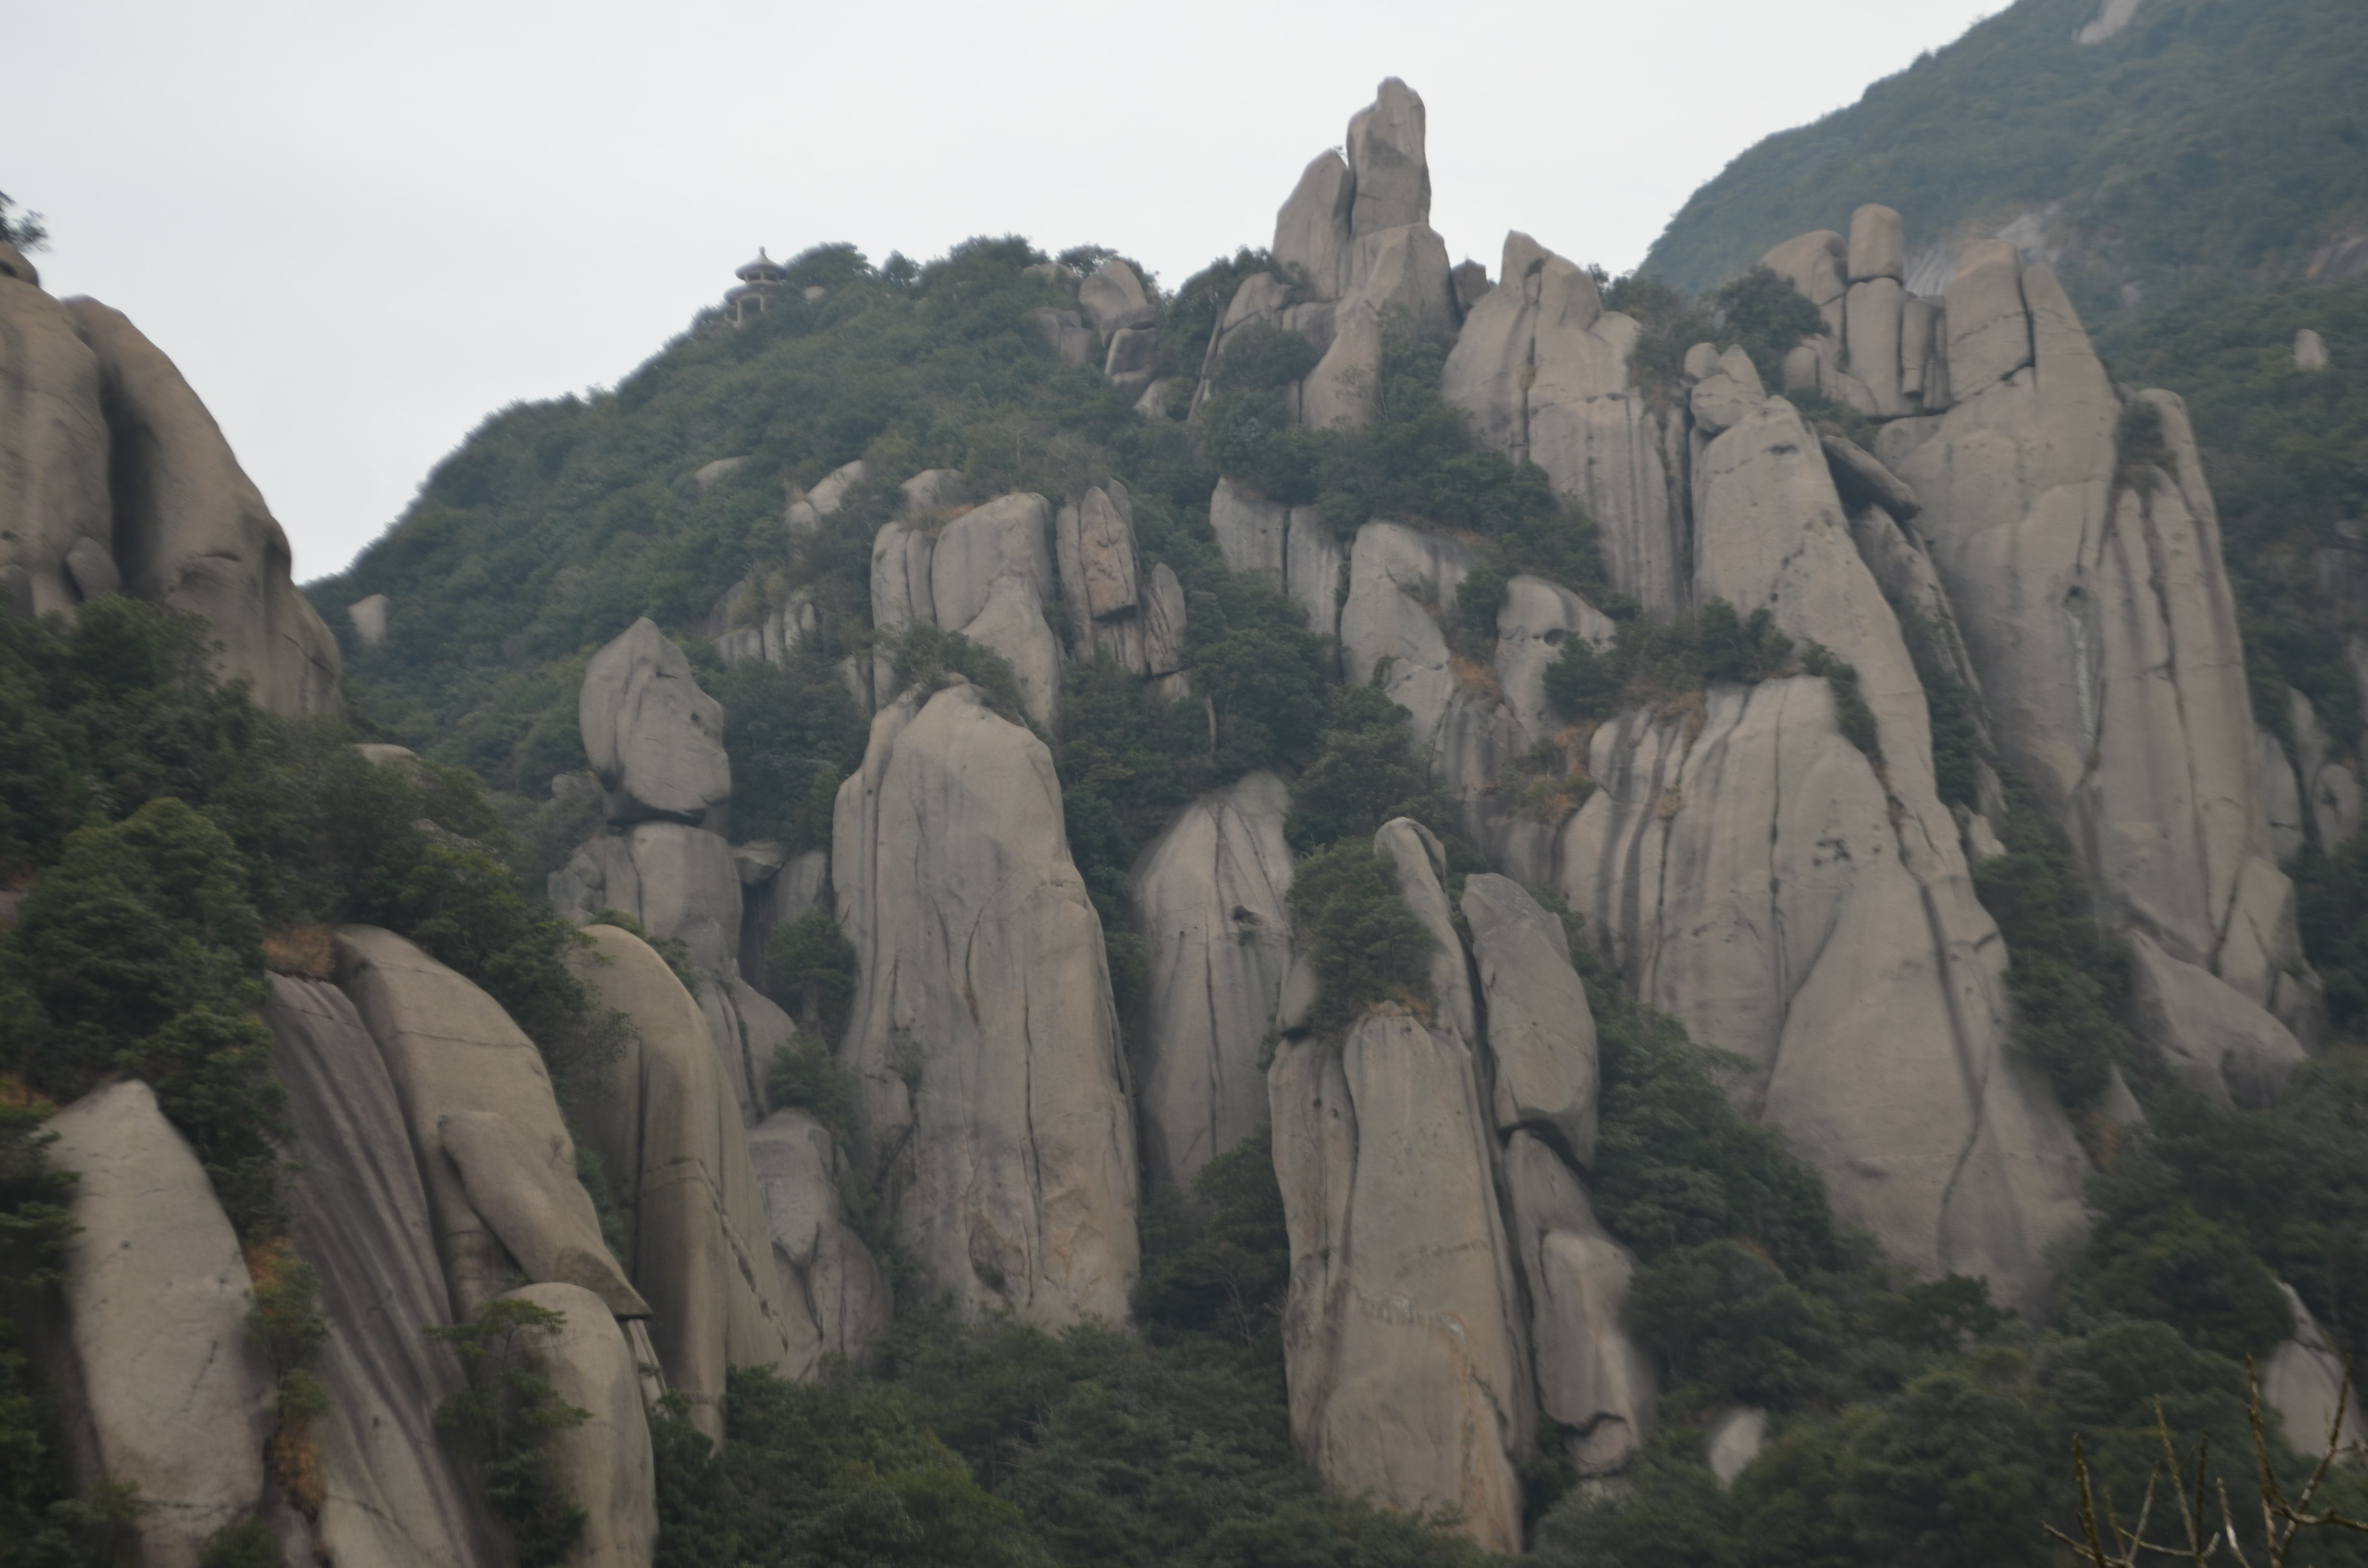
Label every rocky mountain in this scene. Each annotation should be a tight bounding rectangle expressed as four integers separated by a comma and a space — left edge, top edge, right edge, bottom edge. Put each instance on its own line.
9, 63, 2368, 1568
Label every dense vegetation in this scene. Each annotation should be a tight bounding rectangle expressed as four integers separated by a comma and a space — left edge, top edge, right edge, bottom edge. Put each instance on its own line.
0, 599, 619, 1566
1645, 0, 2368, 311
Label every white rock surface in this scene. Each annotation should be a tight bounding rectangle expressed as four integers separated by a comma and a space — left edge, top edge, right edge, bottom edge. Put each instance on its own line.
266, 977, 499, 1568
569, 925, 814, 1437
1346, 78, 1431, 237
1270, 1010, 1529, 1553
1443, 232, 1678, 615
1878, 252, 2309, 1008
1275, 151, 1355, 299
336, 925, 646, 1320
786, 459, 869, 531
1079, 258, 1155, 338
832, 680, 1139, 1324
1848, 203, 1906, 283
60, 299, 343, 715
1502, 1132, 1655, 1476
1554, 678, 2089, 1314
747, 1109, 893, 1371
46, 1080, 273, 1568
1704, 1407, 1770, 1487
930, 491, 1056, 634
2295, 329, 2331, 372
0, 269, 111, 622
348, 592, 390, 645
1463, 875, 1599, 1162
1132, 771, 1297, 1185
1495, 575, 1614, 748
2262, 1283, 2368, 1457
580, 618, 731, 825
2126, 932, 2307, 1110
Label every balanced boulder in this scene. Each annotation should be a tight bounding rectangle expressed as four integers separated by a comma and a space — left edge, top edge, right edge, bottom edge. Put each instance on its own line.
580, 618, 731, 825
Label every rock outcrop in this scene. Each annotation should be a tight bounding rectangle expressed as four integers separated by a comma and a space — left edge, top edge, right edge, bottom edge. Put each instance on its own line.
580, 618, 731, 826
746, 1109, 893, 1370
1442, 232, 1674, 615
1198, 80, 1460, 432
1131, 770, 1296, 1185
2125, 932, 2307, 1110
568, 924, 825, 1437
44, 1080, 275, 1568
1270, 1007, 1529, 1552
266, 977, 498, 1568
871, 491, 1065, 726
1268, 819, 1654, 1544
2263, 1283, 2368, 1457
1867, 234, 2319, 1041
0, 271, 340, 712
496, 1283, 658, 1568
832, 678, 1139, 1324
334, 924, 647, 1321
1502, 1132, 1656, 1475
1080, 259, 1159, 397
1054, 482, 1188, 683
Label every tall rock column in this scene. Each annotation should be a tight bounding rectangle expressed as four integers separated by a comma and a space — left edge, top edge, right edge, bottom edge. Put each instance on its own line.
1131, 770, 1296, 1186
1441, 231, 1680, 618
1872, 240, 2318, 1043
1268, 820, 1533, 1552
831, 676, 1139, 1325
554, 617, 799, 1119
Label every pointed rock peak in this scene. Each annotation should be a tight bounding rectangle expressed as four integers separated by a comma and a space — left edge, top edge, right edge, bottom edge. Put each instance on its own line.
1346, 78, 1430, 238
1501, 230, 1550, 288
1274, 150, 1355, 297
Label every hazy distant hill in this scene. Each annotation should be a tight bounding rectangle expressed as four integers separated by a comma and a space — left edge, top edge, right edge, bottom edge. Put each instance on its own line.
1644, 0, 2368, 310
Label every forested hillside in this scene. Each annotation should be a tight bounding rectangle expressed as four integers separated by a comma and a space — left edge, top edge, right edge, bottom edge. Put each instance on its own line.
1645, 0, 2368, 307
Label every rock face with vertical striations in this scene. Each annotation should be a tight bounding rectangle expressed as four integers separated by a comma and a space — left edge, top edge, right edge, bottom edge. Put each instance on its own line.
1267, 819, 1538, 1553
1874, 240, 2318, 1040
266, 977, 498, 1568
0, 264, 111, 621
1197, 80, 1460, 434
1132, 770, 1296, 1186
832, 678, 1139, 1325
334, 924, 647, 1321
568, 924, 823, 1438
43, 1080, 275, 1568
1442, 232, 1677, 615
867, 491, 1066, 726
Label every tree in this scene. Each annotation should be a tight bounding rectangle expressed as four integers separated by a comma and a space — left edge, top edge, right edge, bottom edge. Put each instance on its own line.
0, 192, 44, 253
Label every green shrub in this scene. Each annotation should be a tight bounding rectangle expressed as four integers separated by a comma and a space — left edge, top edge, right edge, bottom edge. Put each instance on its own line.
1208, 322, 1322, 394
1631, 1239, 1845, 1408
1969, 784, 2132, 1112
1542, 600, 1794, 726
1284, 686, 1453, 854
712, 652, 864, 853
2063, 1201, 2290, 1360
430, 1298, 592, 1568
1798, 642, 1881, 762
1133, 1129, 1291, 1344
894, 626, 1028, 726
762, 908, 858, 1044
1282, 841, 1434, 1031
1711, 265, 1829, 388
767, 1035, 857, 1146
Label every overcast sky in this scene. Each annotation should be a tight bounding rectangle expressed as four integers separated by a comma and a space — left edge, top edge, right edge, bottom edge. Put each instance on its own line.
8, 0, 2008, 581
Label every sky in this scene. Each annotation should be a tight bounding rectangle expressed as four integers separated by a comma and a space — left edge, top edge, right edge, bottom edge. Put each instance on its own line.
6, 0, 2008, 582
